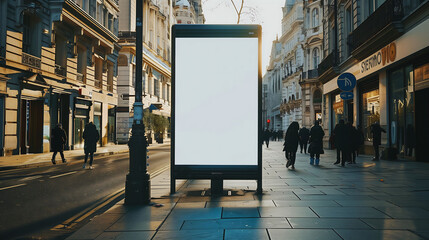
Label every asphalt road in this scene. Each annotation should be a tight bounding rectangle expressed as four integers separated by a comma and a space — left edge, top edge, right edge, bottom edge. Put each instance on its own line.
0, 144, 170, 239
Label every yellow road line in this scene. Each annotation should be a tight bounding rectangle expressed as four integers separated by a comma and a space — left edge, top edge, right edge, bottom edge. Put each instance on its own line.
0, 183, 27, 191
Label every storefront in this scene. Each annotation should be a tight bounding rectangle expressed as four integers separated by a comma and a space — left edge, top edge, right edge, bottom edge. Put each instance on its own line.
93, 102, 102, 146
323, 18, 429, 160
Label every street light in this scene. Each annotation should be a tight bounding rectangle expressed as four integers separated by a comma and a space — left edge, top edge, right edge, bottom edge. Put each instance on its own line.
125, 0, 150, 205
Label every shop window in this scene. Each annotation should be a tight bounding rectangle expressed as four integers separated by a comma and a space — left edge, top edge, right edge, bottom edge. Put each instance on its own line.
390, 65, 415, 156
361, 89, 380, 141
332, 93, 344, 129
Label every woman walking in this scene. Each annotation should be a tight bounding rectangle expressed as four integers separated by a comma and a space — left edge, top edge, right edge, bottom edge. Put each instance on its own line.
51, 123, 67, 164
283, 122, 300, 169
309, 120, 325, 165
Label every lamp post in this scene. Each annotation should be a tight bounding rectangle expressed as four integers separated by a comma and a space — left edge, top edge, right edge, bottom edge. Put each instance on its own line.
125, 0, 150, 204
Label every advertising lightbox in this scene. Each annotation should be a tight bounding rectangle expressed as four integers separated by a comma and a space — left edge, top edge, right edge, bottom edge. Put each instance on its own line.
171, 25, 262, 193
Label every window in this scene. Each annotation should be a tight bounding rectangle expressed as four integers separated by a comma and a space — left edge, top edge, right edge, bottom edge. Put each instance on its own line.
365, 0, 386, 19
89, 0, 96, 18
345, 6, 352, 57
312, 48, 320, 70
361, 88, 380, 141
22, 14, 41, 57
77, 44, 87, 82
108, 13, 113, 32
154, 78, 160, 97
94, 57, 103, 88
55, 34, 68, 76
312, 8, 319, 28
107, 61, 114, 92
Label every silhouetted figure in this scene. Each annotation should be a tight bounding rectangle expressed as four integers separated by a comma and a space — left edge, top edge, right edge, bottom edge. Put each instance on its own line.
283, 122, 300, 169
83, 122, 100, 169
298, 127, 310, 154
51, 124, 67, 164
309, 121, 325, 165
263, 129, 270, 148
333, 119, 346, 165
370, 122, 386, 160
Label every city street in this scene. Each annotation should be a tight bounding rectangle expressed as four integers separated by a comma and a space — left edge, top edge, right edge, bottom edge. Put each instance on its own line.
0, 144, 170, 239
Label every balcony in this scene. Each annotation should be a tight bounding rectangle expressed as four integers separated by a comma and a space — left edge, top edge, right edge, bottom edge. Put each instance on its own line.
348, 0, 404, 60
22, 52, 41, 69
94, 78, 102, 89
317, 51, 339, 83
302, 69, 319, 81
55, 64, 67, 76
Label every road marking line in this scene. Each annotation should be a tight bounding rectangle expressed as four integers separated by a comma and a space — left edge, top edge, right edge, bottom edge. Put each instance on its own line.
51, 165, 170, 230
49, 171, 77, 179
0, 183, 27, 191
19, 175, 43, 182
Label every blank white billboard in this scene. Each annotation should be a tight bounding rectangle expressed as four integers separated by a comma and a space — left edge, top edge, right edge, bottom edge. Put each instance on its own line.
175, 37, 259, 165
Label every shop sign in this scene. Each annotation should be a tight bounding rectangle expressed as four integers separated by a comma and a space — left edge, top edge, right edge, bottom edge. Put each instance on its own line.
361, 42, 396, 74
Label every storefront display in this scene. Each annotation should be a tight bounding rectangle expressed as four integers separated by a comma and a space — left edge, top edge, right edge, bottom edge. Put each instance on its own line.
332, 93, 343, 128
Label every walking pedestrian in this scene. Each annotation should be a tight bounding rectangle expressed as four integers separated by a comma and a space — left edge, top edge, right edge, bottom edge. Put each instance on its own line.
83, 122, 99, 169
51, 123, 67, 164
371, 122, 386, 161
309, 120, 325, 165
283, 122, 300, 169
298, 126, 310, 154
333, 119, 346, 165
263, 128, 270, 148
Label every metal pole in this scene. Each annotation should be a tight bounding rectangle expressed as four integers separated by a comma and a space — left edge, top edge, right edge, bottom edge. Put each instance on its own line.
125, 0, 150, 205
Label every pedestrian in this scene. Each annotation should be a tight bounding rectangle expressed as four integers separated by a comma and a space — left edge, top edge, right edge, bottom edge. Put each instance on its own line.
283, 121, 300, 169
370, 121, 386, 160
308, 120, 325, 165
51, 123, 67, 164
333, 119, 346, 165
350, 125, 364, 164
298, 126, 310, 154
83, 122, 99, 169
263, 128, 270, 148
343, 122, 355, 165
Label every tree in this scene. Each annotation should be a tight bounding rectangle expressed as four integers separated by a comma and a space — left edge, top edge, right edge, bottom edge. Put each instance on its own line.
143, 109, 169, 143
203, 0, 259, 24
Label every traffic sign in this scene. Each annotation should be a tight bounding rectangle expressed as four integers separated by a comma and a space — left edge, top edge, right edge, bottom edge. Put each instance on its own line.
337, 72, 356, 92
340, 92, 354, 100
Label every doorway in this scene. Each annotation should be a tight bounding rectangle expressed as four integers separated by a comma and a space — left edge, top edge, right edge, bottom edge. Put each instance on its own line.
415, 88, 429, 161
20, 100, 43, 154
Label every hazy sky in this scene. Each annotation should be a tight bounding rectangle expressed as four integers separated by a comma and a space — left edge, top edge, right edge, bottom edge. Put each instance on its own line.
202, 0, 285, 75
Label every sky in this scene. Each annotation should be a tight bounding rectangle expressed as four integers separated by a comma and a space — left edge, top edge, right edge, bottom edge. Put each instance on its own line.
201, 0, 285, 75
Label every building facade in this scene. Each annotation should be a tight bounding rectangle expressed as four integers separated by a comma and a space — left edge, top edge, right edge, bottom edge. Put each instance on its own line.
0, 0, 119, 156
318, 0, 428, 160
116, 0, 173, 144
279, 0, 304, 130
174, 0, 205, 24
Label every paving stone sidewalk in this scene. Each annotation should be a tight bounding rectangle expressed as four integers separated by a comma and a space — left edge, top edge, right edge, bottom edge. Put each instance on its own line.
67, 141, 429, 240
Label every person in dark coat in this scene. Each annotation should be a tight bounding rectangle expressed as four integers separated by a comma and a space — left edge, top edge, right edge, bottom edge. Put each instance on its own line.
51, 123, 67, 164
263, 129, 271, 148
283, 122, 300, 169
309, 120, 325, 165
333, 119, 346, 165
298, 127, 310, 154
371, 122, 386, 160
83, 122, 100, 169
342, 122, 355, 166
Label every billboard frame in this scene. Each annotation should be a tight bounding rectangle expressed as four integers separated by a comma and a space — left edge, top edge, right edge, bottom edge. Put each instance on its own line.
171, 24, 262, 194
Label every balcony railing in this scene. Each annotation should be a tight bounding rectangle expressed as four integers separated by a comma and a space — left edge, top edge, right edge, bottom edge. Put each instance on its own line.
107, 83, 113, 92
76, 72, 84, 82
302, 69, 319, 80
94, 78, 102, 89
22, 52, 41, 69
348, 0, 404, 53
55, 64, 67, 76
318, 51, 338, 76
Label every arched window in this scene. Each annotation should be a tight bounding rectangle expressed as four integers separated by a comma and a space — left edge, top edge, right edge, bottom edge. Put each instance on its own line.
313, 89, 322, 104
118, 54, 128, 66
312, 48, 320, 70
312, 8, 319, 28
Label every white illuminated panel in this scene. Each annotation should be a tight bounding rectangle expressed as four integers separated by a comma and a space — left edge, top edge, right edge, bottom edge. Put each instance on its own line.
175, 38, 258, 165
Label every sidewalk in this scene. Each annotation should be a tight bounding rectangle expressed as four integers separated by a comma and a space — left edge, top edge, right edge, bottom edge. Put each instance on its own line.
0, 140, 170, 171
67, 141, 429, 240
